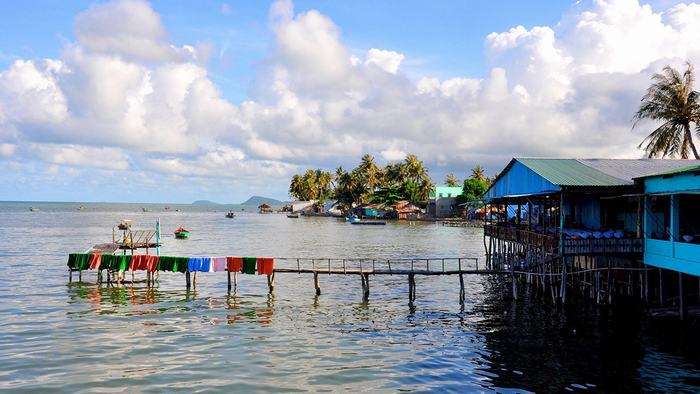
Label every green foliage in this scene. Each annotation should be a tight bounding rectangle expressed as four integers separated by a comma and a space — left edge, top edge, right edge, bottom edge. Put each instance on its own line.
634, 62, 700, 159
455, 172, 489, 206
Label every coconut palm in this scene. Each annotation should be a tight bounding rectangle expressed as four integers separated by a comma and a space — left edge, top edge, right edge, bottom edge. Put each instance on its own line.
471, 165, 487, 183
357, 154, 384, 191
444, 173, 460, 187
404, 153, 426, 182
289, 174, 304, 200
418, 176, 434, 203
634, 62, 700, 159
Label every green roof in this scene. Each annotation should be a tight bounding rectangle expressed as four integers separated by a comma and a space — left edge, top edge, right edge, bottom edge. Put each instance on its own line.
639, 164, 700, 179
517, 158, 630, 187
429, 185, 463, 198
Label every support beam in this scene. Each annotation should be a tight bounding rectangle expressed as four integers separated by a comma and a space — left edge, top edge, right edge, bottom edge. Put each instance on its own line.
362, 273, 370, 301
314, 272, 321, 296
227, 270, 232, 291
268, 273, 275, 294
459, 273, 465, 304
186, 271, 191, 288
679, 272, 685, 321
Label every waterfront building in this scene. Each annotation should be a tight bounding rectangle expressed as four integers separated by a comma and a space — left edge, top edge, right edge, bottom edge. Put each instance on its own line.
637, 165, 700, 276
428, 185, 463, 218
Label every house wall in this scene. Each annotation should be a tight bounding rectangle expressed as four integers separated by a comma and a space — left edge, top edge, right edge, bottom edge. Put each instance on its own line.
486, 161, 560, 199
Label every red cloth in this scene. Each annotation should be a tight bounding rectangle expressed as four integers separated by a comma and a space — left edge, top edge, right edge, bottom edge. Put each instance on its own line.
146, 255, 160, 272
226, 256, 243, 272
257, 257, 274, 275
88, 254, 102, 270
130, 255, 148, 271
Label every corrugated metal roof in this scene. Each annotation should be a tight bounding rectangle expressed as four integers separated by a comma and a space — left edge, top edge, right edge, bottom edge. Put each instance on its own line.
517, 158, 629, 186
579, 159, 700, 181
637, 164, 700, 178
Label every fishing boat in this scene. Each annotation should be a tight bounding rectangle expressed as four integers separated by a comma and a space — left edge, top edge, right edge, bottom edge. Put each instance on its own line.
287, 213, 299, 218
174, 227, 190, 239
225, 210, 236, 218
142, 207, 151, 212
350, 221, 386, 226
29, 207, 40, 212
345, 215, 360, 223
117, 219, 132, 230
78, 204, 85, 211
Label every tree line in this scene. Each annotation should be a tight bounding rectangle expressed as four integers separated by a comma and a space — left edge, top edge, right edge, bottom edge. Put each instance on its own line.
289, 154, 495, 211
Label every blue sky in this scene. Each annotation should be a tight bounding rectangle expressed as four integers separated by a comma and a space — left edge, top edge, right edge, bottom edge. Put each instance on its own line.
0, 0, 698, 203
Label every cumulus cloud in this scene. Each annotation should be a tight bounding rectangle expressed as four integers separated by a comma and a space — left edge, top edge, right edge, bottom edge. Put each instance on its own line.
2, 0, 700, 201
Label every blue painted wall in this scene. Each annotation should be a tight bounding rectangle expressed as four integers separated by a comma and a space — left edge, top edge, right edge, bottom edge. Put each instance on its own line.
645, 172, 700, 194
486, 160, 560, 199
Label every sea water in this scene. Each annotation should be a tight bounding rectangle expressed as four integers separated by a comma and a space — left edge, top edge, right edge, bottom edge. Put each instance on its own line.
0, 202, 698, 392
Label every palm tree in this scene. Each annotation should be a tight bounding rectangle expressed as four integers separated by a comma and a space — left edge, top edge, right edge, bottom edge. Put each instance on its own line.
471, 165, 487, 182
289, 174, 304, 200
418, 176, 434, 203
404, 154, 426, 182
357, 154, 384, 191
444, 173, 460, 187
634, 62, 700, 159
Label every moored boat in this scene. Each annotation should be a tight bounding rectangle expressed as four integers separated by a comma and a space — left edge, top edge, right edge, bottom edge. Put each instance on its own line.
29, 207, 40, 212
287, 213, 299, 218
174, 227, 190, 239
225, 210, 236, 218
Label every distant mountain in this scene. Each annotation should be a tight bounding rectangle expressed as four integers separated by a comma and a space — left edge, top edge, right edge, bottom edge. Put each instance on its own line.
240, 195, 285, 206
192, 200, 221, 205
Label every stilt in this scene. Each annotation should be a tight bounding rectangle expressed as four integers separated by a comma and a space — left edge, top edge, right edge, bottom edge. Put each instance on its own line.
314, 272, 321, 296
679, 272, 685, 321
193, 271, 198, 288
186, 271, 191, 288
227, 270, 232, 291
79, 270, 82, 282
69, 269, 73, 283
659, 268, 664, 306
459, 273, 465, 304
267, 273, 275, 293
362, 273, 370, 301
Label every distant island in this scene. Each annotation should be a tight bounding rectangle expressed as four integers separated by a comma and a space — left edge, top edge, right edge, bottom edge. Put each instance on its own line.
240, 195, 285, 206
191, 200, 221, 205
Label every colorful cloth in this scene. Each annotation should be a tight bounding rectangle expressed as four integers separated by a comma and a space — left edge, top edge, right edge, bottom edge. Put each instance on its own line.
115, 255, 131, 271
226, 257, 243, 272
187, 257, 211, 272
157, 256, 175, 272
69, 253, 90, 270
257, 257, 274, 275
101, 254, 117, 270
175, 257, 189, 273
130, 255, 148, 271
210, 257, 227, 272
242, 257, 257, 275
145, 255, 160, 272
88, 254, 102, 270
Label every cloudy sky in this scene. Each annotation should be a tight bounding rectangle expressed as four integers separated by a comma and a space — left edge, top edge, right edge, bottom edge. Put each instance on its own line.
1, 0, 699, 203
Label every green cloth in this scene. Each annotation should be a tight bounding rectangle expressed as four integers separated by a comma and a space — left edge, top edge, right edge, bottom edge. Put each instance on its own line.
101, 254, 117, 270
67, 253, 90, 270
158, 256, 176, 272
242, 257, 256, 275
174, 257, 189, 273
116, 255, 131, 271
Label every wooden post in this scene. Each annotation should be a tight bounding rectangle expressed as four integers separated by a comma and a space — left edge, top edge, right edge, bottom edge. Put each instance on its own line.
408, 273, 416, 303
659, 268, 664, 306
79, 270, 82, 282
314, 272, 321, 296
459, 273, 465, 304
679, 272, 685, 321
193, 271, 198, 288
186, 271, 191, 288
268, 273, 275, 293
363, 273, 370, 301
234, 272, 239, 289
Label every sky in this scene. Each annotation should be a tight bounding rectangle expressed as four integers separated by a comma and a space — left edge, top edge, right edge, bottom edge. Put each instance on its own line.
1, 0, 699, 203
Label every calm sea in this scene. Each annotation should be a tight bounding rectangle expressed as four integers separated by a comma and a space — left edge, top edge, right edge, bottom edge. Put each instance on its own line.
1, 201, 699, 392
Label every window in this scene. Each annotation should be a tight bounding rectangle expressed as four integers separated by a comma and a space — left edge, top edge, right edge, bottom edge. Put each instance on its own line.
439, 193, 443, 198
447, 193, 452, 197
679, 194, 700, 244
648, 196, 670, 240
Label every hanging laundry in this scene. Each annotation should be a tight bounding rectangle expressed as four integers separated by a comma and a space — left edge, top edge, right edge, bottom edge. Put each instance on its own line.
157, 256, 176, 272
101, 254, 117, 270
88, 254, 102, 270
187, 257, 212, 272
145, 255, 160, 272
242, 257, 257, 275
116, 255, 131, 271
130, 255, 148, 271
174, 257, 189, 273
67, 253, 77, 269
226, 256, 243, 272
75, 253, 90, 270
210, 257, 227, 272
257, 257, 274, 275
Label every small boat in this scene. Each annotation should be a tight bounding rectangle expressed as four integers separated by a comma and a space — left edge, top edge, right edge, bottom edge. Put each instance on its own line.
351, 221, 386, 226
78, 204, 85, 211
174, 227, 190, 239
29, 207, 40, 212
346, 215, 360, 223
225, 210, 236, 218
142, 207, 151, 212
287, 213, 299, 218
117, 219, 132, 230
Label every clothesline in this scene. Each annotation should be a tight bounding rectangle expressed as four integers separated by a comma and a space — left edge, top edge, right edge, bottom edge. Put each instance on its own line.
67, 253, 274, 275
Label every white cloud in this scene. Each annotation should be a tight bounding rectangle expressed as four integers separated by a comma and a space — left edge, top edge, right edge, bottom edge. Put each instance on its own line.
2, 0, 700, 201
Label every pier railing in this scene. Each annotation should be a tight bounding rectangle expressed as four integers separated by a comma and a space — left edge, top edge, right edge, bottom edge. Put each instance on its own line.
273, 257, 486, 275
485, 225, 643, 255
